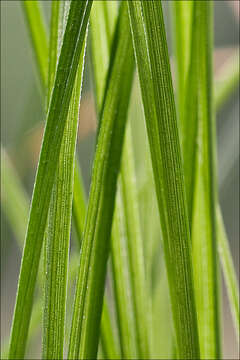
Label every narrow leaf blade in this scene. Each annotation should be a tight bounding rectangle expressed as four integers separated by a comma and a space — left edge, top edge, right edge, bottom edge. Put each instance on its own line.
8, 2, 92, 357
128, 1, 200, 358
68, 4, 135, 358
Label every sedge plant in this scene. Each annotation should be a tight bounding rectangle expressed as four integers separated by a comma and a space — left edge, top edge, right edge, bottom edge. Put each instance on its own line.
1, 1, 239, 359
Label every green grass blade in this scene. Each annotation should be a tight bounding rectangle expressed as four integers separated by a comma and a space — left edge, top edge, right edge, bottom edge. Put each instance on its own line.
100, 299, 121, 360
20, 2, 119, 358
68, 3, 135, 358
173, 2, 222, 356
8, 2, 92, 358
172, 3, 239, 218
21, 0, 48, 90
72, 163, 121, 359
0, 148, 88, 358
172, 0, 239, 348
91, 2, 150, 357
42, 1, 87, 357
91, 2, 140, 357
43, 56, 85, 358
191, 2, 221, 358
128, 1, 200, 358
89, 3, 124, 358
91, 1, 139, 357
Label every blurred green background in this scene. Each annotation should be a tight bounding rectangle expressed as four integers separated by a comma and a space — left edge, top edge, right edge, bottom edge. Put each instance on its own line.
1, 1, 239, 359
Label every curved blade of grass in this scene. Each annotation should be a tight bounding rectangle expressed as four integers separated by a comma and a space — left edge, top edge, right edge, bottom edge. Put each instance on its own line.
173, 1, 222, 356
128, 2, 200, 358
191, 2, 221, 358
42, 1, 87, 358
0, 150, 92, 357
171, 3, 239, 221
91, 1, 139, 357
172, 0, 239, 345
20, 2, 119, 357
71, 162, 121, 360
68, 3, 135, 358
91, 4, 139, 357
91, 2, 150, 357
0, 150, 87, 357
82, 4, 123, 358
100, 298, 121, 360
8, 2, 92, 358
43, 58, 85, 358
1, 86, 118, 360
21, 0, 48, 91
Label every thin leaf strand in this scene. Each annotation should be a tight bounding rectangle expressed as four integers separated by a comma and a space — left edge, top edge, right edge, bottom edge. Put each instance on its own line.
68, 3, 135, 358
8, 2, 92, 357
128, 1, 200, 358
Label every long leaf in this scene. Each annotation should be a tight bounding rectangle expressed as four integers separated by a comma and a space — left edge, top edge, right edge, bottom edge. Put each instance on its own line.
91, 1, 150, 357
0, 150, 85, 357
100, 298, 121, 360
191, 2, 221, 358
20, 1, 119, 358
172, 0, 239, 346
0, 148, 91, 357
91, 3, 138, 357
68, 3, 135, 358
42, 1, 87, 358
71, 163, 121, 359
8, 2, 92, 358
91, 2, 151, 357
128, 1, 200, 358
